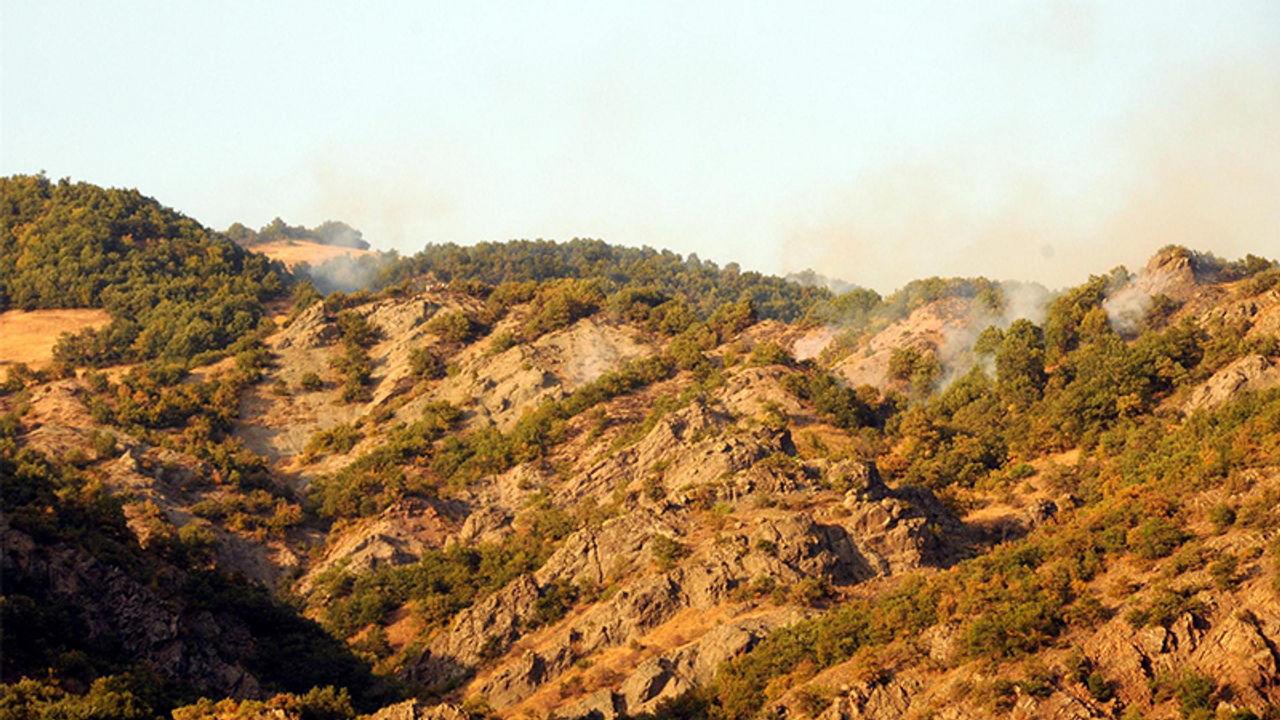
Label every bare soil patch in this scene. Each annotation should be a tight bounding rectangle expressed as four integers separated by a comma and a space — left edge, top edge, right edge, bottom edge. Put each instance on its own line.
254, 239, 374, 270
0, 309, 112, 369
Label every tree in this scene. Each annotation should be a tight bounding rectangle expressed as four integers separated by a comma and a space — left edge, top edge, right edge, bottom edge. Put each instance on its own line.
996, 319, 1046, 409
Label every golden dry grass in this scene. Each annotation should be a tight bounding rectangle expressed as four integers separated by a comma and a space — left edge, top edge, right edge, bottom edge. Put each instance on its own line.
0, 309, 112, 369
255, 239, 374, 270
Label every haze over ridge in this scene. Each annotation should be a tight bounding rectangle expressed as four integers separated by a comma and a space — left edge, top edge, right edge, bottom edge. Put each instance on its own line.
2, 0, 1277, 292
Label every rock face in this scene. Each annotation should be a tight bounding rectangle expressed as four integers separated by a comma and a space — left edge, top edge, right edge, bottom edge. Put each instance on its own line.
369, 701, 468, 720
1085, 597, 1280, 713
434, 316, 650, 432
382, 352, 973, 711
832, 298, 973, 390
1183, 354, 1280, 413
563, 610, 812, 719
299, 498, 450, 593
820, 675, 922, 720
1, 516, 260, 698
404, 470, 964, 709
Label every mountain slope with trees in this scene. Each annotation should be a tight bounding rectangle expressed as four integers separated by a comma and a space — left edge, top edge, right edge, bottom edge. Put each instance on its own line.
1, 177, 1279, 720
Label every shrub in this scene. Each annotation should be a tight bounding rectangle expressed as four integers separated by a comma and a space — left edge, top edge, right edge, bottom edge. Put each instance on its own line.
790, 577, 830, 606
307, 423, 362, 456
749, 342, 792, 367
300, 372, 324, 391
426, 310, 477, 343
522, 279, 605, 338
1127, 517, 1186, 560
528, 583, 579, 629
178, 522, 217, 566
888, 346, 941, 396
88, 429, 119, 459
651, 535, 689, 571
488, 331, 517, 354
1174, 672, 1215, 719
1208, 503, 1236, 533
408, 347, 445, 380
1208, 554, 1239, 589
1086, 671, 1114, 702
1125, 587, 1204, 628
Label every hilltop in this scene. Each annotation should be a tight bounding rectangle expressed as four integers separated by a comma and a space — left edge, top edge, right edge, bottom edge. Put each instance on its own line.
1, 177, 1279, 720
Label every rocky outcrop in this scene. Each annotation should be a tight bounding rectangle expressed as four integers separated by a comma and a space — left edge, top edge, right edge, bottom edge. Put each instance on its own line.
835, 478, 970, 576
1085, 591, 1280, 712
431, 316, 650, 432
369, 701, 468, 720
442, 506, 949, 709
832, 297, 972, 390
300, 498, 450, 593
563, 610, 811, 719
1183, 354, 1280, 413
435, 343, 563, 432
400, 444, 967, 708
1, 515, 260, 698
410, 574, 542, 689
820, 674, 921, 720
534, 317, 649, 388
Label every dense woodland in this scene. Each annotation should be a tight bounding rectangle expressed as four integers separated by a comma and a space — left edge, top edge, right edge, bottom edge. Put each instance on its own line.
368, 239, 833, 322
225, 218, 370, 250
0, 175, 286, 365
2, 178, 1280, 719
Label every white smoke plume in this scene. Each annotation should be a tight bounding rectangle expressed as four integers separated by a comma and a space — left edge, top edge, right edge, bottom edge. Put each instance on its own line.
936, 281, 1053, 389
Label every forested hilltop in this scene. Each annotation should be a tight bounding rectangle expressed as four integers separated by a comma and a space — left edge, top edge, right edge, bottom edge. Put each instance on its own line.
2, 177, 1280, 720
0, 175, 286, 365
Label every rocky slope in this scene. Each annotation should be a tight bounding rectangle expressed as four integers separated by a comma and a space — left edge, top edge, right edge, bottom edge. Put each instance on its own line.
3, 245, 1280, 720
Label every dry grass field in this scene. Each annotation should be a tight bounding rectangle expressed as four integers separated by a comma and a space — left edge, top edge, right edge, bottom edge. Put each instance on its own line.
254, 239, 374, 270
0, 308, 112, 369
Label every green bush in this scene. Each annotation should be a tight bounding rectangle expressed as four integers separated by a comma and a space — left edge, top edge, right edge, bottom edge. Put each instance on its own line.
488, 331, 518, 354
522, 279, 605, 339
1208, 503, 1236, 533
408, 347, 445, 380
1174, 671, 1215, 719
1208, 554, 1239, 589
426, 310, 477, 343
307, 423, 362, 456
748, 342, 792, 367
1127, 517, 1187, 560
651, 535, 689, 570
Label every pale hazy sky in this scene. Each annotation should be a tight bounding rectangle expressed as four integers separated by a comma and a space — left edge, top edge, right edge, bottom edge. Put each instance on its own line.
3, 1, 1278, 291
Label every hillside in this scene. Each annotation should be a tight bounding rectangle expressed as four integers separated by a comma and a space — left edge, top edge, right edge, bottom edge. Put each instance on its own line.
0, 309, 112, 369
2, 179, 1279, 720
252, 240, 376, 271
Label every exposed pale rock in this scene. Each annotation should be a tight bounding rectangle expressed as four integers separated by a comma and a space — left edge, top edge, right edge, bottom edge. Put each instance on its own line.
1183, 354, 1280, 413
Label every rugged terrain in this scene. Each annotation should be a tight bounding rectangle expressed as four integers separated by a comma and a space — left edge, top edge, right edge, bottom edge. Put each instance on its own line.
2, 178, 1279, 720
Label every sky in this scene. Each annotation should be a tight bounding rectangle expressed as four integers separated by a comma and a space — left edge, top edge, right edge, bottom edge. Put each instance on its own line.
3, 0, 1278, 292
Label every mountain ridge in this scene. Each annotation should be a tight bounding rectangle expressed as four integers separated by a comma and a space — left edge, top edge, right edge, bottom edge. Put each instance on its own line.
2, 177, 1279, 720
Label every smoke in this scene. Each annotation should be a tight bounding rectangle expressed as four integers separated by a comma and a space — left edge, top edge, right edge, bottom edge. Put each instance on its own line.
794, 326, 838, 361
935, 280, 1053, 389
1001, 282, 1053, 328
303, 141, 461, 253
776, 57, 1280, 294
787, 269, 860, 295
1102, 284, 1150, 336
302, 253, 396, 295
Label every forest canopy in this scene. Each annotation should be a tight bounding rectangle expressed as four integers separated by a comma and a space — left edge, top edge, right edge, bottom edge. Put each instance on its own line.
370, 238, 834, 322
0, 175, 286, 365
224, 217, 370, 249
